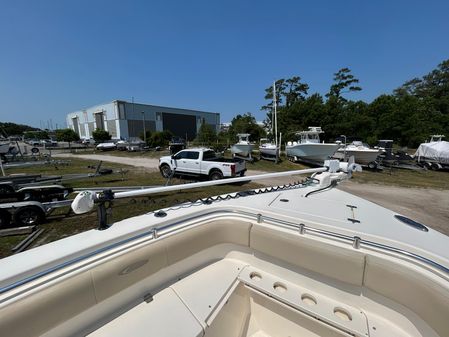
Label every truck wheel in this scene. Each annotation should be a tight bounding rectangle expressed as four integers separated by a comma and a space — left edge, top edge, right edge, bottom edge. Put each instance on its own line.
0, 209, 11, 228
160, 164, 172, 178
368, 162, 377, 170
13, 206, 44, 226
209, 170, 223, 180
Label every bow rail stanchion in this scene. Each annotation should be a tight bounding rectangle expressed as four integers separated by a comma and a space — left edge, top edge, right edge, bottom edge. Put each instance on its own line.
71, 163, 361, 230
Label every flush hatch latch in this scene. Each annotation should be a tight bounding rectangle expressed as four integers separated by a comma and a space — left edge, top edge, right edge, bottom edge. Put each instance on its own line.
346, 204, 360, 224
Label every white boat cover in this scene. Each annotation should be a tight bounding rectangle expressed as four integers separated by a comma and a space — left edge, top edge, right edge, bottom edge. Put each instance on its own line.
415, 141, 449, 164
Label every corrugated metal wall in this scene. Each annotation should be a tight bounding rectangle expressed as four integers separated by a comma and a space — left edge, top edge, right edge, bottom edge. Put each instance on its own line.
67, 101, 220, 139
107, 120, 117, 138
127, 120, 156, 138
87, 122, 95, 135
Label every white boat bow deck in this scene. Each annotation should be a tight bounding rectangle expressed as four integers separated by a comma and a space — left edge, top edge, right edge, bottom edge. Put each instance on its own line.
0, 162, 448, 337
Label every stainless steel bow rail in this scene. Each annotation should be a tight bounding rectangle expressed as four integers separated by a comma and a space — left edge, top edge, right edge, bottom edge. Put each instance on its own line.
90, 167, 328, 230
1, 208, 448, 298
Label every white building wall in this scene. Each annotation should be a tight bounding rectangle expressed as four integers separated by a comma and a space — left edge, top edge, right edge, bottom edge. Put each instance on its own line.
67, 100, 220, 140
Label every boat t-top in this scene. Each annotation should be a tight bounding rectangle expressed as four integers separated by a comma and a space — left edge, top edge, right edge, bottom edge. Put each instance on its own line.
430, 134, 445, 142
334, 141, 381, 169
231, 133, 255, 160
286, 127, 340, 165
0, 160, 448, 337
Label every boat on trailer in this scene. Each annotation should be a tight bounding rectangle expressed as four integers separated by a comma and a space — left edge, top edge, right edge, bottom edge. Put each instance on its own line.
334, 141, 381, 168
231, 133, 255, 161
0, 160, 448, 337
259, 138, 279, 160
415, 135, 449, 170
286, 127, 340, 165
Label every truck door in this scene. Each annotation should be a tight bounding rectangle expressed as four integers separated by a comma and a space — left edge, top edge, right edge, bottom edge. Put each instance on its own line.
173, 151, 199, 174
183, 151, 200, 173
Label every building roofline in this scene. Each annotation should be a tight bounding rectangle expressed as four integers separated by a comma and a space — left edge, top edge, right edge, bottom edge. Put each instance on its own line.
113, 99, 219, 115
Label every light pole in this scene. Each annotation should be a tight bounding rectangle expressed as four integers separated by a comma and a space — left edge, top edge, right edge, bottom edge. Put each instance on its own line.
142, 111, 146, 144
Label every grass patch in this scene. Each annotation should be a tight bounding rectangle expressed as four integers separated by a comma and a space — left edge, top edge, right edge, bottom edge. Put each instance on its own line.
352, 167, 449, 189
3, 152, 448, 258
0, 158, 260, 258
245, 155, 309, 172
58, 147, 171, 159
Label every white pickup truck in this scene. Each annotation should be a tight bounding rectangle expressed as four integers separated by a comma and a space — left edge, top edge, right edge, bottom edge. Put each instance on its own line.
159, 148, 246, 180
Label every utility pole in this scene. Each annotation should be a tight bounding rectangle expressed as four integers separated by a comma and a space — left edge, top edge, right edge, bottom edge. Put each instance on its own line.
273, 81, 278, 149
142, 111, 146, 144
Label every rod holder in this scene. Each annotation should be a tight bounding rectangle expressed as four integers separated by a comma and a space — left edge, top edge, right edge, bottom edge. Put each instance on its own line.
96, 189, 114, 231
151, 228, 159, 239
298, 223, 306, 235
256, 214, 262, 223
353, 236, 361, 249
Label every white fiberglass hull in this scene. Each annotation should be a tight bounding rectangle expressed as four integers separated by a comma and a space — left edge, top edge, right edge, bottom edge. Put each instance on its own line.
286, 143, 340, 164
259, 144, 279, 157
334, 148, 381, 165
231, 144, 254, 157
1, 170, 449, 337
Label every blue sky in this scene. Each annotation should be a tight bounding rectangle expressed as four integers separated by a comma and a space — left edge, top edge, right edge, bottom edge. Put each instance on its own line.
1, 0, 449, 128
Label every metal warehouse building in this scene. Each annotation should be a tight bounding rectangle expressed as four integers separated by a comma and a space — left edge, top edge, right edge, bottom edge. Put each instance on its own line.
66, 100, 220, 140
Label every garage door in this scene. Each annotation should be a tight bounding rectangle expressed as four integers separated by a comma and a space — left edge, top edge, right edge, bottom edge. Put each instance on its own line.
162, 113, 196, 140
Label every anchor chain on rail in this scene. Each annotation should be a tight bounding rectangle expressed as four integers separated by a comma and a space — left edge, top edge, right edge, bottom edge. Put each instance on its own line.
94, 176, 321, 230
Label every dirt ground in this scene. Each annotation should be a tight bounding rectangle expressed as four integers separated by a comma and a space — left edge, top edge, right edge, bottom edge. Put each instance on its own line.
55, 153, 161, 171
54, 153, 449, 236
338, 181, 449, 236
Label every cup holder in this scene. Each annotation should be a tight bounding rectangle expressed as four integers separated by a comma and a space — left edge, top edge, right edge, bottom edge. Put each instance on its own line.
334, 307, 352, 321
301, 293, 317, 306
249, 272, 262, 281
273, 282, 287, 293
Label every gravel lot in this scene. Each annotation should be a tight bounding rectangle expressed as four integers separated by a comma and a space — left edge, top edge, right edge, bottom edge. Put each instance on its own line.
54, 153, 449, 235
338, 181, 449, 236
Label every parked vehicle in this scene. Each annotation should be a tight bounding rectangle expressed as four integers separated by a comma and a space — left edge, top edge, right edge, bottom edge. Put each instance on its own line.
81, 138, 95, 145
40, 139, 58, 147
169, 137, 186, 155
96, 142, 116, 151
159, 148, 246, 180
26, 139, 40, 146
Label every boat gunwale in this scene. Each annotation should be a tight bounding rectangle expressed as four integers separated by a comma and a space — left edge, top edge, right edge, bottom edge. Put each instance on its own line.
1, 208, 448, 299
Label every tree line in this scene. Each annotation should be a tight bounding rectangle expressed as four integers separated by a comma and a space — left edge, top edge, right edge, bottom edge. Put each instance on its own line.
260, 59, 449, 148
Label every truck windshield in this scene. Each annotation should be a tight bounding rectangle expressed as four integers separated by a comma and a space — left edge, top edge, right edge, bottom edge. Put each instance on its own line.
203, 151, 217, 161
